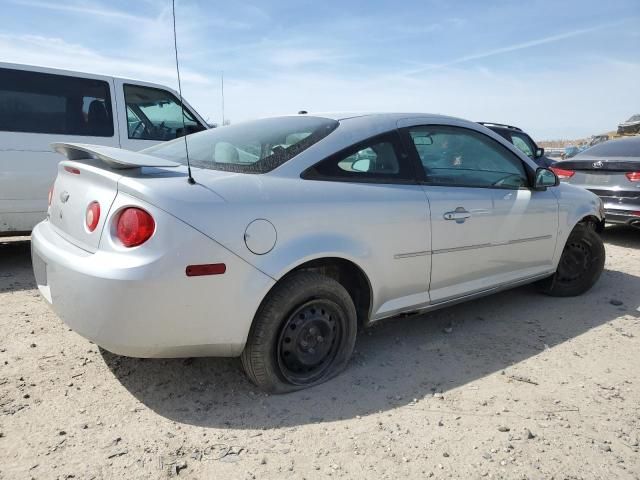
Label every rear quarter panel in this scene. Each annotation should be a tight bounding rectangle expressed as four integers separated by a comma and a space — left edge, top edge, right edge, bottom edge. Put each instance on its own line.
131, 171, 432, 321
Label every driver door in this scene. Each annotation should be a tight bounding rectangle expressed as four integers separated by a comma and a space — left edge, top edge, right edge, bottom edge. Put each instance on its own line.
403, 124, 558, 303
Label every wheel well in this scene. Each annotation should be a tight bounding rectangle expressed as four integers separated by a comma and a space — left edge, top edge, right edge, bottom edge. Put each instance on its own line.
284, 258, 372, 326
579, 215, 605, 233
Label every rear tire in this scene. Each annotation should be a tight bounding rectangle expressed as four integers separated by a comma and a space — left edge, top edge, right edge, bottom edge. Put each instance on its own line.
537, 222, 605, 297
241, 271, 357, 393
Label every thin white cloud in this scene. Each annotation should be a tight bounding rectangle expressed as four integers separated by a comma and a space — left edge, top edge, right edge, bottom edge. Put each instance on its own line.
0, 34, 210, 85
10, 0, 147, 22
401, 21, 626, 76
10, 0, 254, 29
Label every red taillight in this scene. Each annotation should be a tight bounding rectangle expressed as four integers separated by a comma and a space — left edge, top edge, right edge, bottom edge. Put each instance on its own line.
550, 166, 575, 179
64, 166, 80, 174
48, 186, 54, 207
116, 207, 155, 247
625, 172, 640, 182
85, 201, 100, 232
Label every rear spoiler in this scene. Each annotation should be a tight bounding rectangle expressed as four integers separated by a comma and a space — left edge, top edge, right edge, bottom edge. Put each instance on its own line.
52, 143, 180, 170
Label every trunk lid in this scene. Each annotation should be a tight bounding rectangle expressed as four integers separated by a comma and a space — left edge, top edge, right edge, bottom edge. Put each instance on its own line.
555, 157, 640, 190
49, 159, 122, 253
49, 142, 228, 253
49, 142, 180, 253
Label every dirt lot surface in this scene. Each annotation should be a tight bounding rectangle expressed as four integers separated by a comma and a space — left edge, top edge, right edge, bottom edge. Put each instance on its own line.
1, 228, 639, 480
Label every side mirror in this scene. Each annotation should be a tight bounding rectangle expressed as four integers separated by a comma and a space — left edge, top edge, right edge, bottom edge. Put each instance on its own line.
534, 167, 559, 190
351, 159, 370, 172
535, 147, 545, 158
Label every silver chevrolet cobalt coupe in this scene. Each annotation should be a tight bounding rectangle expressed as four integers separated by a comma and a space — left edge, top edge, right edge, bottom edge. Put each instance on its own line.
32, 113, 605, 392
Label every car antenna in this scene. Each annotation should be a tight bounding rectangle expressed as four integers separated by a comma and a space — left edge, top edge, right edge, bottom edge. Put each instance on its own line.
171, 0, 195, 185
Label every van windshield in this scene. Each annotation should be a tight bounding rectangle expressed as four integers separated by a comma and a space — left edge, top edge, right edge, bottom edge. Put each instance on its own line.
143, 116, 339, 173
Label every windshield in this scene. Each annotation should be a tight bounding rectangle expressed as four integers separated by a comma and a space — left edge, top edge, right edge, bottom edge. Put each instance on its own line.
143, 116, 339, 173
578, 138, 640, 158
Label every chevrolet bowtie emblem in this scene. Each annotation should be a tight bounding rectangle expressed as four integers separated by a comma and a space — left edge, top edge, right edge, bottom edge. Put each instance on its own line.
60, 191, 70, 203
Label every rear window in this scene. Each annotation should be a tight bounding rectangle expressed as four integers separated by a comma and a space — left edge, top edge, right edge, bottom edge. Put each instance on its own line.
0, 67, 114, 136
144, 116, 339, 173
579, 138, 640, 158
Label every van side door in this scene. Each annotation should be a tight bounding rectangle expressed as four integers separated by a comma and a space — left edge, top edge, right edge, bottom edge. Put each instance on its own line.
112, 79, 207, 152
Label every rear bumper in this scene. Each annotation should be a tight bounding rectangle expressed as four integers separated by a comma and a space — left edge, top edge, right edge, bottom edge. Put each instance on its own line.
603, 209, 640, 226
584, 189, 640, 226
31, 220, 274, 358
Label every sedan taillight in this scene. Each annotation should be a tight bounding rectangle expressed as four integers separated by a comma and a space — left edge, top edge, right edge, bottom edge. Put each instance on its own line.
116, 208, 155, 247
550, 166, 575, 180
625, 172, 640, 182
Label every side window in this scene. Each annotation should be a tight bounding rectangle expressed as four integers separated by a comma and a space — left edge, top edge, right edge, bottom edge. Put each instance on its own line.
408, 126, 528, 189
124, 84, 204, 141
0, 67, 113, 136
304, 134, 415, 182
510, 132, 534, 158
337, 143, 399, 174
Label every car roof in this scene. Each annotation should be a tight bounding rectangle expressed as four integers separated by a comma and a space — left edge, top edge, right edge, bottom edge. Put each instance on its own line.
477, 122, 524, 132
0, 61, 170, 89
290, 111, 465, 122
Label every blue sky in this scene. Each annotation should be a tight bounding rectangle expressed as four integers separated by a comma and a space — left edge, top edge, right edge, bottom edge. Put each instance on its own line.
1, 0, 639, 138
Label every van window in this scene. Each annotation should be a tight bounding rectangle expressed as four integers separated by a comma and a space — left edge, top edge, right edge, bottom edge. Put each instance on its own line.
0, 67, 114, 136
124, 84, 205, 141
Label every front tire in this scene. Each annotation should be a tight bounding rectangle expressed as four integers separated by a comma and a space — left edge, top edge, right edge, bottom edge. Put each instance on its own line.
537, 222, 605, 297
241, 271, 357, 393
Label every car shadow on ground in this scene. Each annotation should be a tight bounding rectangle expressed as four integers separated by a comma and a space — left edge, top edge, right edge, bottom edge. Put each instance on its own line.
0, 238, 33, 293
601, 224, 640, 248
2, 232, 637, 429
102, 261, 640, 430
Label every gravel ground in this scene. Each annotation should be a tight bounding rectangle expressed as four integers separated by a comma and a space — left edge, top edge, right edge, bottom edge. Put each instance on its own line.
1, 227, 639, 480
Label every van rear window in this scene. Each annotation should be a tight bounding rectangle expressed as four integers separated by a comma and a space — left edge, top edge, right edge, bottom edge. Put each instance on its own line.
0, 67, 114, 137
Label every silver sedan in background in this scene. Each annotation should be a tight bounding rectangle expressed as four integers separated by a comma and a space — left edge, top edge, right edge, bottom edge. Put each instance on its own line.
31, 113, 605, 392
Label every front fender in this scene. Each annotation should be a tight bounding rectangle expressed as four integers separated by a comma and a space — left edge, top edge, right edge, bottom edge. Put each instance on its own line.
551, 184, 604, 267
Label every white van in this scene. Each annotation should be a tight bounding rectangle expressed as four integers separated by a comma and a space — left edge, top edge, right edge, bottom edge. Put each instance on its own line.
0, 62, 209, 236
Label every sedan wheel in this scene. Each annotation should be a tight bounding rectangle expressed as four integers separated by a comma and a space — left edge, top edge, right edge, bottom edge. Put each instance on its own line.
537, 222, 605, 297
241, 271, 357, 393
277, 300, 343, 385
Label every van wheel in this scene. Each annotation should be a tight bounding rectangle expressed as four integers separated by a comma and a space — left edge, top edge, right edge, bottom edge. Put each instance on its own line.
241, 271, 357, 393
537, 222, 605, 297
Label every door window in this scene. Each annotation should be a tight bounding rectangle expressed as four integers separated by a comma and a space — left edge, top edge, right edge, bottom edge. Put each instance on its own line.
304, 133, 415, 182
510, 132, 535, 158
408, 126, 528, 189
124, 84, 204, 141
0, 67, 113, 136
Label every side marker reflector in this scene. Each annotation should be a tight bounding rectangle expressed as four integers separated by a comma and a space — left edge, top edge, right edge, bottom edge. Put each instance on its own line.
186, 263, 226, 277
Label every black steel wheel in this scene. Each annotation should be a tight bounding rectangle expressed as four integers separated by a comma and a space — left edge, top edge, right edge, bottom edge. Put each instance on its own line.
537, 222, 605, 297
241, 271, 357, 393
556, 240, 592, 284
277, 300, 344, 385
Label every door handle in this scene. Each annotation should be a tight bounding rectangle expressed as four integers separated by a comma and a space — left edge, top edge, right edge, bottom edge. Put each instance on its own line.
443, 208, 471, 223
